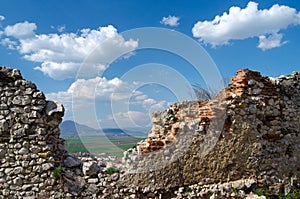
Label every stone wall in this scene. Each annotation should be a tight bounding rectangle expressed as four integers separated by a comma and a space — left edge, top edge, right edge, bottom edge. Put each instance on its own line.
0, 67, 299, 199
121, 69, 300, 197
0, 67, 66, 198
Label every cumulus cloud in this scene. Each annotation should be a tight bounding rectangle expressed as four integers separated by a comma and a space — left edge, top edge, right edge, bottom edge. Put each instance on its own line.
258, 32, 288, 51
46, 76, 169, 127
95, 110, 152, 129
0, 15, 5, 21
160, 15, 180, 26
192, 1, 300, 50
4, 21, 37, 39
46, 76, 131, 121
47, 76, 168, 107
107, 111, 150, 127
1, 38, 17, 49
2, 23, 138, 79
130, 93, 169, 110
47, 76, 128, 102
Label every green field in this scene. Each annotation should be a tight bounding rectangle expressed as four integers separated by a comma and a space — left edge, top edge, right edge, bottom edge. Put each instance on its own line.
64, 135, 144, 157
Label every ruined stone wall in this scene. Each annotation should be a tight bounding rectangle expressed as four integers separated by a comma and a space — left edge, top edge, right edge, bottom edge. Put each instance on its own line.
121, 69, 300, 197
0, 67, 66, 198
0, 66, 299, 199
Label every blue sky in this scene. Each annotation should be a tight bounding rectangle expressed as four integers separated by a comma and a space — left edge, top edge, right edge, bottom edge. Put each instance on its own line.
1, 0, 300, 130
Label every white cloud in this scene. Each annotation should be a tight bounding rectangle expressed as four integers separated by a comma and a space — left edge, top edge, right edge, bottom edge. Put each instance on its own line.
34, 62, 106, 80
46, 76, 169, 127
4, 21, 37, 39
51, 25, 66, 33
2, 23, 138, 79
192, 1, 300, 50
1, 38, 17, 49
97, 111, 151, 128
131, 93, 169, 112
0, 15, 5, 21
47, 76, 168, 106
112, 111, 149, 125
142, 98, 157, 109
258, 32, 288, 51
46, 76, 130, 122
57, 25, 66, 33
134, 94, 148, 101
160, 15, 180, 26
47, 76, 127, 101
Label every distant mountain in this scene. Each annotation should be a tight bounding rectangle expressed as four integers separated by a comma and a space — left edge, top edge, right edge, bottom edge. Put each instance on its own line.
59, 120, 148, 139
102, 128, 127, 135
59, 120, 99, 139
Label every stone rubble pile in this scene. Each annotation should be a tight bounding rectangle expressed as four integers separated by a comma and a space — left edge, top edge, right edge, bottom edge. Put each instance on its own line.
173, 179, 261, 199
